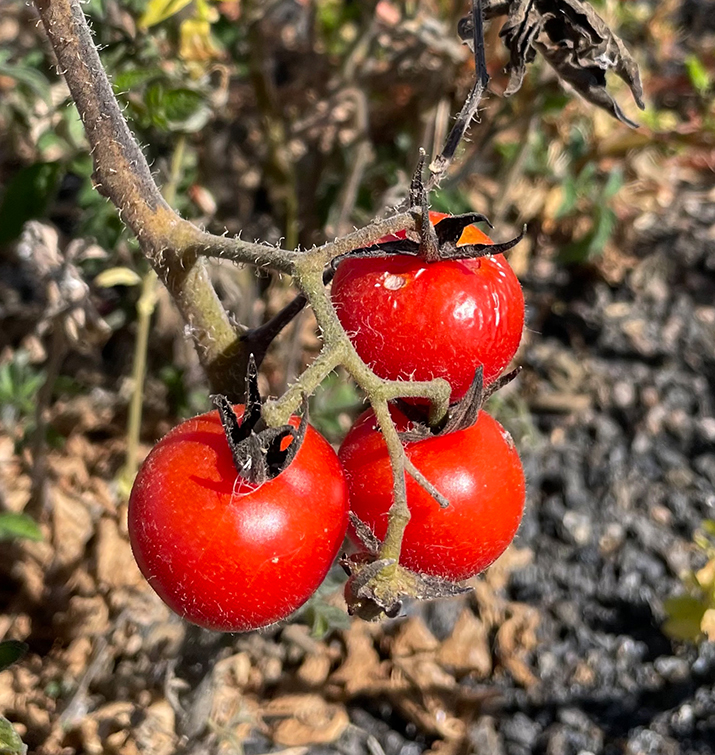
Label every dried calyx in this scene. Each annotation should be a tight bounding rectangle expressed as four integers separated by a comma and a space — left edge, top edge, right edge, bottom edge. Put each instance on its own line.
395, 364, 522, 441
212, 356, 308, 485
341, 513, 472, 621
331, 158, 523, 269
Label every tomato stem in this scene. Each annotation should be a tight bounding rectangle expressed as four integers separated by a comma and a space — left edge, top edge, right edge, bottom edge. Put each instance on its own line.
371, 399, 410, 567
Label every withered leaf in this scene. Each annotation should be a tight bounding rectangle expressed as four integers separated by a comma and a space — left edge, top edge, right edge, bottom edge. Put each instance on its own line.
501, 0, 644, 126
462, 0, 644, 127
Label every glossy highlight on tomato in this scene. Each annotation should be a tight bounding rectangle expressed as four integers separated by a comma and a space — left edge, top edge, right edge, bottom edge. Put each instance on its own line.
331, 212, 524, 400
128, 407, 349, 632
339, 406, 525, 581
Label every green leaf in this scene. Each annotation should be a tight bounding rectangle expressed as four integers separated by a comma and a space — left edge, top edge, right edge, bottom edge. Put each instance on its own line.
143, 83, 210, 132
589, 207, 616, 257
162, 88, 207, 125
556, 175, 578, 219
685, 55, 711, 96
0, 641, 28, 672
0, 513, 43, 542
602, 166, 624, 200
311, 604, 352, 639
84, 0, 106, 18
139, 0, 193, 29
0, 715, 26, 755
112, 67, 164, 93
663, 595, 707, 642
0, 162, 62, 244
0, 58, 52, 105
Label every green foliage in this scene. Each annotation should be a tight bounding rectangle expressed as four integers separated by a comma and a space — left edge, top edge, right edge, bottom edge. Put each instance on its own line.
292, 567, 351, 639
559, 165, 623, 263
159, 365, 211, 419
663, 520, 715, 643
70, 153, 129, 252
516, 124, 626, 264
685, 55, 712, 97
0, 514, 43, 543
430, 189, 473, 216
135, 82, 211, 132
0, 49, 51, 105
0, 162, 62, 244
315, 0, 363, 56
0, 641, 28, 672
309, 372, 362, 445
0, 715, 26, 755
0, 351, 45, 430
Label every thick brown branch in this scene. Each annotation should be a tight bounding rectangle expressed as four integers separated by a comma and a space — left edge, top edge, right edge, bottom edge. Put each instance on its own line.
33, 0, 294, 398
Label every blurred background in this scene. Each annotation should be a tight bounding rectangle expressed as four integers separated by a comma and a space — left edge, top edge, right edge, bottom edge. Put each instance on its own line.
1, 1, 715, 753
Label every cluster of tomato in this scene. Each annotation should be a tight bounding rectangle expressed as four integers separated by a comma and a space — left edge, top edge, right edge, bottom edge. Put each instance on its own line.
128, 213, 526, 632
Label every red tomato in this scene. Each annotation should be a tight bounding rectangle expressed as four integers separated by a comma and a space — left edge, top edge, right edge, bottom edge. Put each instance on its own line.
128, 408, 349, 632
338, 406, 525, 581
331, 212, 524, 400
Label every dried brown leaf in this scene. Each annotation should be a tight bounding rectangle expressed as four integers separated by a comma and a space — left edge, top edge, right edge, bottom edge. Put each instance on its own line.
390, 658, 466, 740
495, 604, 540, 687
295, 652, 332, 688
391, 617, 440, 657
95, 517, 144, 590
134, 700, 177, 755
500, 0, 644, 127
264, 695, 349, 746
328, 623, 386, 697
51, 489, 93, 567
437, 609, 492, 678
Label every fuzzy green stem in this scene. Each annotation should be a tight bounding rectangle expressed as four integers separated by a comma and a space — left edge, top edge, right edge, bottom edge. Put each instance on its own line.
370, 398, 410, 566
261, 347, 342, 426
263, 260, 452, 569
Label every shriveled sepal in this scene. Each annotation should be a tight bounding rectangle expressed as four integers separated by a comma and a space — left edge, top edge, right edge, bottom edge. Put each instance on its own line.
341, 513, 472, 621
212, 355, 309, 485
396, 364, 522, 442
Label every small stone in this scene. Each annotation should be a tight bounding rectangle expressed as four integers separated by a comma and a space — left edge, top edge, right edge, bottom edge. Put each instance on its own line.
654, 656, 690, 683
561, 511, 592, 545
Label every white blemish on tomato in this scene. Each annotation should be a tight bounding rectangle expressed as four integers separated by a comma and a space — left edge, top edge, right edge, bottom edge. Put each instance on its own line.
453, 299, 477, 321
383, 274, 406, 290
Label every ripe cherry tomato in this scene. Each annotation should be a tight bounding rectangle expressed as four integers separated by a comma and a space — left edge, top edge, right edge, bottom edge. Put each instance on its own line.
338, 406, 525, 581
128, 407, 349, 632
331, 211, 524, 400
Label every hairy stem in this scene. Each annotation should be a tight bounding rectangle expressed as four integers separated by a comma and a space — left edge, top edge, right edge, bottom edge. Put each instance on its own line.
370, 399, 409, 566
260, 261, 451, 570
33, 0, 293, 396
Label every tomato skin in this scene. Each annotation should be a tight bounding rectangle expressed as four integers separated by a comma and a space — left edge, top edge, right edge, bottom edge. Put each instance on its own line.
338, 407, 525, 581
128, 408, 349, 632
331, 212, 524, 400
